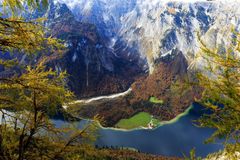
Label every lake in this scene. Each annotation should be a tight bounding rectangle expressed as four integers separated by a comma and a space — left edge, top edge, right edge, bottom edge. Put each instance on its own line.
52, 103, 223, 158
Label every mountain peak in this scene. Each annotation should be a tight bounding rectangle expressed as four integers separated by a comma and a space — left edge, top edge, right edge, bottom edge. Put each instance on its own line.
53, 0, 240, 74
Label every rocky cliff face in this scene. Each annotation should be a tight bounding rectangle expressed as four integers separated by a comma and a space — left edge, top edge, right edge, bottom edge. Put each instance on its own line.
56, 0, 240, 73
0, 1, 145, 98
41, 2, 144, 98
4, 0, 238, 99
118, 0, 240, 72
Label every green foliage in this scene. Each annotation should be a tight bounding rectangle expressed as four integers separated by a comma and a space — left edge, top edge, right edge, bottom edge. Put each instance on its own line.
149, 96, 164, 104
183, 148, 202, 160
0, 16, 64, 54
0, 0, 64, 54
190, 30, 240, 157
115, 112, 159, 129
0, 60, 73, 111
1, 0, 49, 15
0, 1, 99, 160
0, 58, 100, 160
204, 143, 240, 160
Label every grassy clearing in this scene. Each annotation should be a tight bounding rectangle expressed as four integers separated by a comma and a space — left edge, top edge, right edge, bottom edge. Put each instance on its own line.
152, 118, 160, 126
115, 112, 151, 129
149, 96, 164, 104
115, 112, 160, 129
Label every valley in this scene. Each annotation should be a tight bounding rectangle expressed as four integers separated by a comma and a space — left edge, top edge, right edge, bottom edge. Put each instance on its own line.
64, 50, 201, 129
49, 0, 237, 158
0, 0, 239, 159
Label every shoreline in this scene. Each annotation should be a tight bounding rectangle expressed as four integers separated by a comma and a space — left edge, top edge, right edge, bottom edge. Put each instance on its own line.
64, 105, 194, 132
97, 105, 193, 132
62, 88, 194, 132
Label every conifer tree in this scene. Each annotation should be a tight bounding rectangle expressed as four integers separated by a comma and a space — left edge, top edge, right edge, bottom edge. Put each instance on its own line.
193, 31, 240, 159
0, 1, 98, 160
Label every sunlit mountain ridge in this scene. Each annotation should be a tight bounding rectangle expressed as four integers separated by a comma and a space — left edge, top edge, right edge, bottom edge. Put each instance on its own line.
55, 0, 240, 73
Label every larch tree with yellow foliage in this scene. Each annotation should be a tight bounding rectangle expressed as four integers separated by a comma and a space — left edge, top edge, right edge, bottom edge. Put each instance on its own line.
189, 31, 240, 159
0, 1, 98, 160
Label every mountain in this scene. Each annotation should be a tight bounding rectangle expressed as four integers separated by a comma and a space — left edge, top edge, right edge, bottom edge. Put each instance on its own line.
45, 0, 240, 127
37, 2, 144, 98
55, 0, 148, 70
3, 0, 239, 98
0, 1, 145, 98
56, 0, 240, 73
